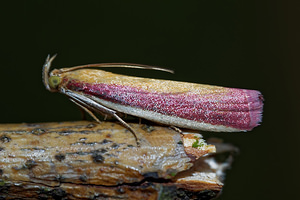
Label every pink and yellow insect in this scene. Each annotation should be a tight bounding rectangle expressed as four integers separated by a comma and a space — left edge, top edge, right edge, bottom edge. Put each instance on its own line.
43, 55, 263, 144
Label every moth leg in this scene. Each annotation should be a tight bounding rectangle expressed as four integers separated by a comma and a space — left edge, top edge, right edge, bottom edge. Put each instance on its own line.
64, 89, 140, 146
170, 126, 183, 134
69, 98, 101, 123
80, 109, 87, 120
112, 113, 140, 146
74, 100, 87, 120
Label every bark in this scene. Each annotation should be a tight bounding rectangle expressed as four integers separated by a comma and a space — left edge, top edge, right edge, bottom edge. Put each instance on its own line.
0, 121, 236, 200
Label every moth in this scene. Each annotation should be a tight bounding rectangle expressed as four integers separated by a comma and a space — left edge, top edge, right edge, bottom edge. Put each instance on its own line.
43, 55, 263, 144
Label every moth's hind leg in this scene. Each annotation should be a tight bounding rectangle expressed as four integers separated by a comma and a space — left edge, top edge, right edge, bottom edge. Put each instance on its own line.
169, 126, 183, 134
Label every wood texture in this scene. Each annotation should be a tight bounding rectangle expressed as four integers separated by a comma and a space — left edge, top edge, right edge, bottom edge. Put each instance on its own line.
0, 121, 235, 199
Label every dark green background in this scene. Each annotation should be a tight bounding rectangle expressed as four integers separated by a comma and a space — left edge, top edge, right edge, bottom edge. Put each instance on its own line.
1, 0, 299, 199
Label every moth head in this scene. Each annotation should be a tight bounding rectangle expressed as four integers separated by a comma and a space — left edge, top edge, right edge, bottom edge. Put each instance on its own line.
42, 54, 62, 92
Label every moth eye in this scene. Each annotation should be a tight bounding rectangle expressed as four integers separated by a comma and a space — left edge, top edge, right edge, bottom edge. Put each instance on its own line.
49, 76, 61, 89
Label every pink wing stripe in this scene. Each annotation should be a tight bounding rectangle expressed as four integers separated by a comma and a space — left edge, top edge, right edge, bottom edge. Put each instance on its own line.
66, 79, 263, 130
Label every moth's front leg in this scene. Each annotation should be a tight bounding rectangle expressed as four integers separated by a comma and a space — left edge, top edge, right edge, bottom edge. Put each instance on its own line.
63, 89, 140, 146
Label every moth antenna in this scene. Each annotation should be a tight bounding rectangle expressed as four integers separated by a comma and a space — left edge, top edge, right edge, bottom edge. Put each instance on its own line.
59, 63, 174, 74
